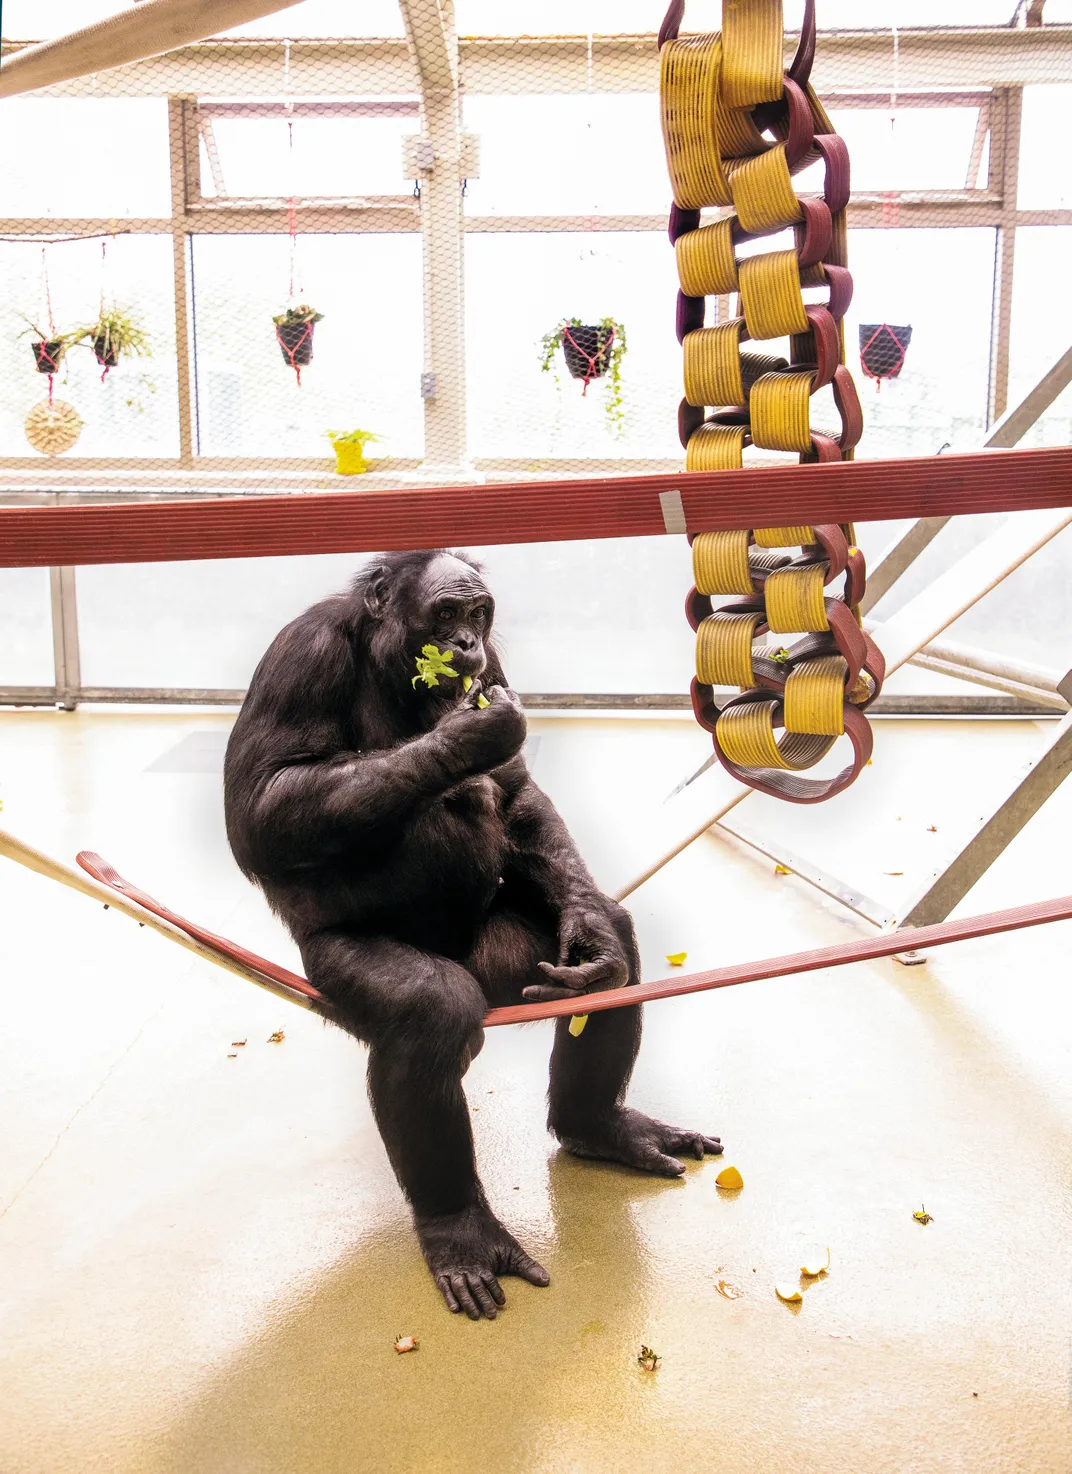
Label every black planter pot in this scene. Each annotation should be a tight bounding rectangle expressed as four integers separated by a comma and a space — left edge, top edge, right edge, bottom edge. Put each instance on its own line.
276, 320, 316, 368
561, 323, 613, 382
32, 339, 65, 374
93, 336, 121, 368
859, 323, 912, 382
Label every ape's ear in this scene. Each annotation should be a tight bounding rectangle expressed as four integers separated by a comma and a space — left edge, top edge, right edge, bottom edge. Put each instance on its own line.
363, 566, 390, 618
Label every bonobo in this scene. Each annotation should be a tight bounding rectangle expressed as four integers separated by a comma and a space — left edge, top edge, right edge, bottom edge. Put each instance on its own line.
224, 550, 722, 1319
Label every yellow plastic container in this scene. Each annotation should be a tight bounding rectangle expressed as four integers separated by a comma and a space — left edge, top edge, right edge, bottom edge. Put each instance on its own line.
333, 441, 370, 475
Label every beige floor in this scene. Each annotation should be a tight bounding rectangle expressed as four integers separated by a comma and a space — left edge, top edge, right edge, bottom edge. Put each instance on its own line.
1, 708, 1070, 1474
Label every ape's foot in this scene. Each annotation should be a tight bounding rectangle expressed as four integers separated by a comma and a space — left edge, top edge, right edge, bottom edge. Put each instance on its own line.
417, 1205, 550, 1320
555, 1107, 723, 1177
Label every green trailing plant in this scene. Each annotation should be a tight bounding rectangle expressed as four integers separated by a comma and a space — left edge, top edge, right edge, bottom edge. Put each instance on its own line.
75, 305, 151, 367
16, 313, 79, 345
538, 316, 628, 437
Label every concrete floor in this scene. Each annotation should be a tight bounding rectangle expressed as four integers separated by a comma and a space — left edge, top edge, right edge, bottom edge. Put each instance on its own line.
0, 708, 1070, 1474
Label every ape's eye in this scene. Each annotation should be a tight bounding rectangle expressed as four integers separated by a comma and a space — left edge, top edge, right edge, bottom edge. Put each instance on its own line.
473, 606, 489, 623
437, 606, 455, 623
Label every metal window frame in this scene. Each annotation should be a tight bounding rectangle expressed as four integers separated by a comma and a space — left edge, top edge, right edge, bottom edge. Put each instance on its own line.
0, 20, 1068, 716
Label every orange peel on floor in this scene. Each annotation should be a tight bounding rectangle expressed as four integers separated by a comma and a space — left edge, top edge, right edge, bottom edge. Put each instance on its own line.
775, 1282, 803, 1303
715, 1165, 744, 1190
801, 1248, 831, 1277
666, 952, 687, 966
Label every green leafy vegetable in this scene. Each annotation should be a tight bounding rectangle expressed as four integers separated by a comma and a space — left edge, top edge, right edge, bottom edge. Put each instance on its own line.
412, 644, 460, 690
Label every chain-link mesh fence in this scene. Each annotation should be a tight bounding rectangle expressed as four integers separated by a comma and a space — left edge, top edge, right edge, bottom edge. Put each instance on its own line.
1, 0, 1071, 703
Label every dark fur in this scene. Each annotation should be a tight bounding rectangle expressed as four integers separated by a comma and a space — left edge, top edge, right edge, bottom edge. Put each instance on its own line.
224, 549, 721, 1319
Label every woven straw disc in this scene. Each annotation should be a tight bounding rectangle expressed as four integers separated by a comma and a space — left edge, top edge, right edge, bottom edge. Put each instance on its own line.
25, 398, 83, 456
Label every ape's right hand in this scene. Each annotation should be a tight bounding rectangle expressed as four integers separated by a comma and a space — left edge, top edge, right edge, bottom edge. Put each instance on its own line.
436, 685, 527, 774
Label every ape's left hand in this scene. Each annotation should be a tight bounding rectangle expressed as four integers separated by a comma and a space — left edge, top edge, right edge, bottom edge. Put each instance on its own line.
522, 899, 631, 1003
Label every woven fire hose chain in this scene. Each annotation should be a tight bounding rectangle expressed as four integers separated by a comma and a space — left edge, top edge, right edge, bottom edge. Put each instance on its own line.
659, 0, 883, 803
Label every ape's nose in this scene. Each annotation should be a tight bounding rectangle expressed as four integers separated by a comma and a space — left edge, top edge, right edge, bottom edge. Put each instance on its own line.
455, 629, 477, 653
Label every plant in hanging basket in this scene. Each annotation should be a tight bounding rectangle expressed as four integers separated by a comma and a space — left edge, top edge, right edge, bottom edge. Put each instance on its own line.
273, 303, 324, 370
73, 306, 151, 369
538, 316, 628, 435
17, 316, 78, 374
31, 338, 68, 373
326, 426, 381, 476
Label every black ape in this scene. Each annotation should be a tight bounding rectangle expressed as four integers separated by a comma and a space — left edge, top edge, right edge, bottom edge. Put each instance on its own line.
224, 549, 721, 1319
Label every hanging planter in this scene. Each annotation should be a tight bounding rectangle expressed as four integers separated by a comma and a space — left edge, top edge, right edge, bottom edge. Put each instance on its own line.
18, 317, 77, 375
539, 316, 628, 435
859, 323, 912, 389
273, 304, 323, 386
326, 427, 381, 476
31, 338, 68, 374
74, 306, 151, 378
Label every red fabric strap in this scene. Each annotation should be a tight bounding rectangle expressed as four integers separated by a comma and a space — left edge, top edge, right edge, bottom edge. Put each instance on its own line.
3, 447, 1072, 569
75, 852, 1072, 1029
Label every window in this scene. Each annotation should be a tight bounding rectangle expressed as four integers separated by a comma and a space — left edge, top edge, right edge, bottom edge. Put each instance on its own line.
190, 234, 423, 458
0, 100, 170, 219
0, 234, 179, 458
0, 569, 53, 686
465, 231, 681, 461
1009, 227, 1072, 449
198, 112, 418, 201
1018, 86, 1072, 211
463, 95, 669, 218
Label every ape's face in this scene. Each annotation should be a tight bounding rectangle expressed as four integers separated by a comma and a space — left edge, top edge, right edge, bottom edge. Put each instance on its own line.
411, 554, 494, 689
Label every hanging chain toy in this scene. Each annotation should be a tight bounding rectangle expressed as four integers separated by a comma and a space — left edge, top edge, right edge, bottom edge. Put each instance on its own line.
658, 0, 885, 803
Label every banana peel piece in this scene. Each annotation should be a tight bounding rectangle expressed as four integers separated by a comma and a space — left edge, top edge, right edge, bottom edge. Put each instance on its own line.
568, 1014, 589, 1037
715, 1165, 744, 1190
666, 952, 687, 966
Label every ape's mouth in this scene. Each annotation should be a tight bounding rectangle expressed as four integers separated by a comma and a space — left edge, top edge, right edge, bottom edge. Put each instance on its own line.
439, 657, 487, 693
415, 646, 486, 695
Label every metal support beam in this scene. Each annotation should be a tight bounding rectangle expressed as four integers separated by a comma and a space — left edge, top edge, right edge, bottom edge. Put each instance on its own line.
0, 0, 308, 98
965, 100, 990, 190
897, 710, 1072, 931
5, 27, 1072, 100
399, 0, 474, 481
168, 97, 199, 462
48, 567, 81, 712
860, 516, 951, 616
987, 87, 1024, 427
908, 637, 1070, 711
